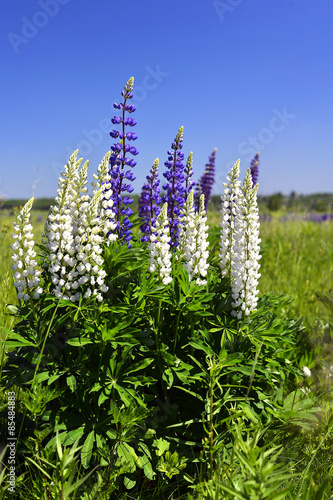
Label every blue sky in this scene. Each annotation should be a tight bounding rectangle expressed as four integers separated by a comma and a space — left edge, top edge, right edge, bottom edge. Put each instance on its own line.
1, 0, 333, 199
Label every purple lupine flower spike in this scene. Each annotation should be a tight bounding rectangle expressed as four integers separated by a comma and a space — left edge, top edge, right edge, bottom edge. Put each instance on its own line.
162, 126, 186, 249
138, 158, 161, 242
195, 148, 217, 211
250, 151, 259, 187
109, 77, 138, 246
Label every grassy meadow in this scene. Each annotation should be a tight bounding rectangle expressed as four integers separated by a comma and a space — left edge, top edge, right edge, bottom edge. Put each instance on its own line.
1, 199, 333, 499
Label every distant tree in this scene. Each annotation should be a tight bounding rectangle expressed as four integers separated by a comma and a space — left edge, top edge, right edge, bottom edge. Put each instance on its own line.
267, 192, 283, 211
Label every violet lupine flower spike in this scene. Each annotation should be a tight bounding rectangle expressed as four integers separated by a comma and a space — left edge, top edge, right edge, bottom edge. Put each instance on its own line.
184, 152, 195, 200
109, 77, 138, 246
162, 126, 186, 249
250, 151, 259, 187
195, 148, 217, 211
138, 158, 161, 242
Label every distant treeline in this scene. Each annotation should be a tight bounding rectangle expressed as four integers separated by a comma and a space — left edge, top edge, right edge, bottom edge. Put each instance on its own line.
1, 193, 332, 213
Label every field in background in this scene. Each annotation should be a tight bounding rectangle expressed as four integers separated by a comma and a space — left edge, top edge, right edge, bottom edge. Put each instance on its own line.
1, 201, 332, 332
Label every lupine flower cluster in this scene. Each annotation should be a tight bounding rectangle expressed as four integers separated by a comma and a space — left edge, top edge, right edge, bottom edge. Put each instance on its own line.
11, 197, 43, 300
195, 148, 217, 211
9, 77, 264, 323
162, 126, 186, 248
148, 203, 172, 285
250, 151, 259, 187
42, 150, 117, 302
109, 77, 138, 246
138, 158, 161, 242
219, 162, 261, 318
178, 191, 209, 285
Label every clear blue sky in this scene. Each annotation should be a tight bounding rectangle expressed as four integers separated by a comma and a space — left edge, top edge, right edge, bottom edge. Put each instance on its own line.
1, 0, 333, 199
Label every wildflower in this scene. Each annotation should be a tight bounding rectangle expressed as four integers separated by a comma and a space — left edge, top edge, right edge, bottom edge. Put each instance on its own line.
109, 77, 138, 246
43, 150, 83, 300
91, 152, 117, 244
184, 152, 195, 199
231, 168, 261, 318
219, 159, 242, 277
162, 126, 186, 248
138, 158, 161, 242
148, 203, 172, 285
195, 148, 217, 211
250, 151, 259, 187
179, 192, 209, 285
11, 197, 43, 300
75, 189, 110, 301
302, 366, 311, 377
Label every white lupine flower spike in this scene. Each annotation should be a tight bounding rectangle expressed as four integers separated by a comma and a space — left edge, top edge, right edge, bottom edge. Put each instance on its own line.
178, 190, 196, 261
219, 159, 242, 277
231, 168, 261, 318
91, 152, 117, 245
74, 189, 110, 302
43, 151, 117, 302
43, 150, 83, 300
148, 202, 172, 285
11, 198, 43, 300
179, 192, 209, 285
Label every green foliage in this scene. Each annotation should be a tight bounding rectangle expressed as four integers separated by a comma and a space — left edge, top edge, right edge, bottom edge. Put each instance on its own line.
0, 200, 333, 497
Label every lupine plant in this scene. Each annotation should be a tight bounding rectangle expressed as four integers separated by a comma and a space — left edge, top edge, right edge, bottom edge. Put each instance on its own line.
195, 148, 217, 211
250, 150, 260, 187
109, 76, 138, 246
162, 126, 186, 248
11, 197, 43, 301
138, 158, 161, 242
1, 77, 327, 499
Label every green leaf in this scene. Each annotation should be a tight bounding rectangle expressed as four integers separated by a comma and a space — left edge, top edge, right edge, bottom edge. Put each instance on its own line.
3, 329, 36, 347
6, 304, 20, 315
67, 338, 93, 346
154, 438, 170, 457
81, 430, 95, 469
234, 448, 256, 476
124, 475, 136, 489
123, 358, 154, 375
66, 375, 77, 392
